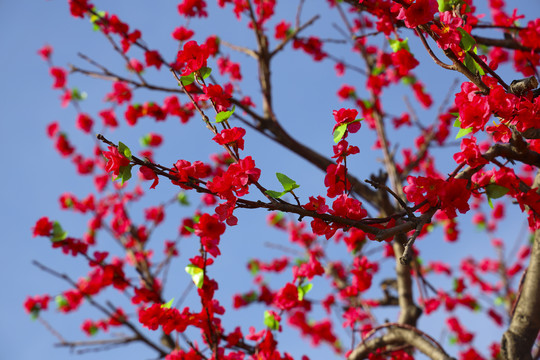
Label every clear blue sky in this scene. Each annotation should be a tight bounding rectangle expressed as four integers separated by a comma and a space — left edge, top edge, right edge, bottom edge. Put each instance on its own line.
2, 1, 539, 359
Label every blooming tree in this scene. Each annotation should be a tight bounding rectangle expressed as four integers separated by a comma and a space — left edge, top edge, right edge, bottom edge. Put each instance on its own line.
27, 0, 540, 359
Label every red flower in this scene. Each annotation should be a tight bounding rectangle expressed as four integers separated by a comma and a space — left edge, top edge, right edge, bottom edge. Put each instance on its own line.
176, 40, 209, 76
145, 50, 162, 69
337, 85, 356, 101
55, 134, 75, 157
195, 213, 226, 240
274, 282, 299, 310
412, 82, 433, 108
200, 84, 231, 112
303, 196, 329, 214
46, 122, 59, 138
99, 109, 118, 128
332, 140, 359, 163
396, 0, 438, 28
391, 49, 419, 76
453, 136, 488, 168
102, 146, 130, 177
24, 295, 50, 316
144, 206, 165, 225
76, 113, 94, 134
292, 36, 326, 61
274, 21, 291, 40
69, 0, 92, 18
332, 108, 361, 135
177, 0, 208, 18
217, 57, 242, 81
127, 58, 144, 73
204, 35, 220, 57
139, 166, 159, 189
49, 67, 67, 89
172, 26, 194, 41
33, 217, 53, 237
212, 127, 246, 150
324, 163, 351, 198
37, 45, 52, 61
121, 30, 141, 53
106, 82, 132, 104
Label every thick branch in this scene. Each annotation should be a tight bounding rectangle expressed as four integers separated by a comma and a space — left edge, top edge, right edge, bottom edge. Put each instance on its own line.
348, 325, 454, 360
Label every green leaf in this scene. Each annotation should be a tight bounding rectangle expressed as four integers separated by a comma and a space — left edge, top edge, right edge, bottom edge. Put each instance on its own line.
266, 173, 300, 198
183, 225, 195, 233
333, 123, 348, 143
276, 173, 299, 192
242, 292, 258, 303
297, 283, 313, 301
269, 212, 284, 225
266, 190, 286, 198
401, 76, 415, 85
454, 118, 473, 139
458, 27, 476, 52
371, 66, 385, 76
248, 260, 260, 275
463, 52, 485, 76
140, 134, 150, 147
215, 106, 236, 123
89, 9, 106, 31
264, 310, 280, 330
118, 165, 133, 185
180, 73, 195, 86
487, 196, 494, 209
185, 264, 204, 288
162, 298, 175, 309
51, 221, 68, 242
486, 184, 509, 199
456, 127, 473, 139
361, 99, 372, 109
177, 192, 189, 205
494, 296, 504, 306
438, 0, 449, 12
30, 309, 40, 320
55, 295, 68, 309
388, 38, 409, 52
118, 141, 132, 159
88, 325, 98, 336
199, 66, 212, 80
448, 336, 457, 345
71, 88, 87, 101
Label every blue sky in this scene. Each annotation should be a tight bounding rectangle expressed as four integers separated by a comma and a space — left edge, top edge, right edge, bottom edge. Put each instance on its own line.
2, 1, 539, 359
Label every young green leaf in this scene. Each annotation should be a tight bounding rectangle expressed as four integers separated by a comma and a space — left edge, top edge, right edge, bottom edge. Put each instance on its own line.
388, 38, 409, 52
486, 184, 509, 199
297, 283, 313, 301
199, 66, 212, 80
265, 190, 286, 198
215, 106, 236, 123
458, 27, 476, 52
162, 298, 175, 309
55, 295, 68, 308
185, 264, 204, 288
264, 310, 280, 330
276, 173, 299, 192
51, 221, 68, 242
454, 118, 473, 139
248, 259, 260, 275
118, 141, 132, 159
333, 123, 348, 143
140, 134, 150, 147
456, 127, 473, 139
118, 165, 133, 185
177, 192, 189, 205
180, 73, 195, 86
